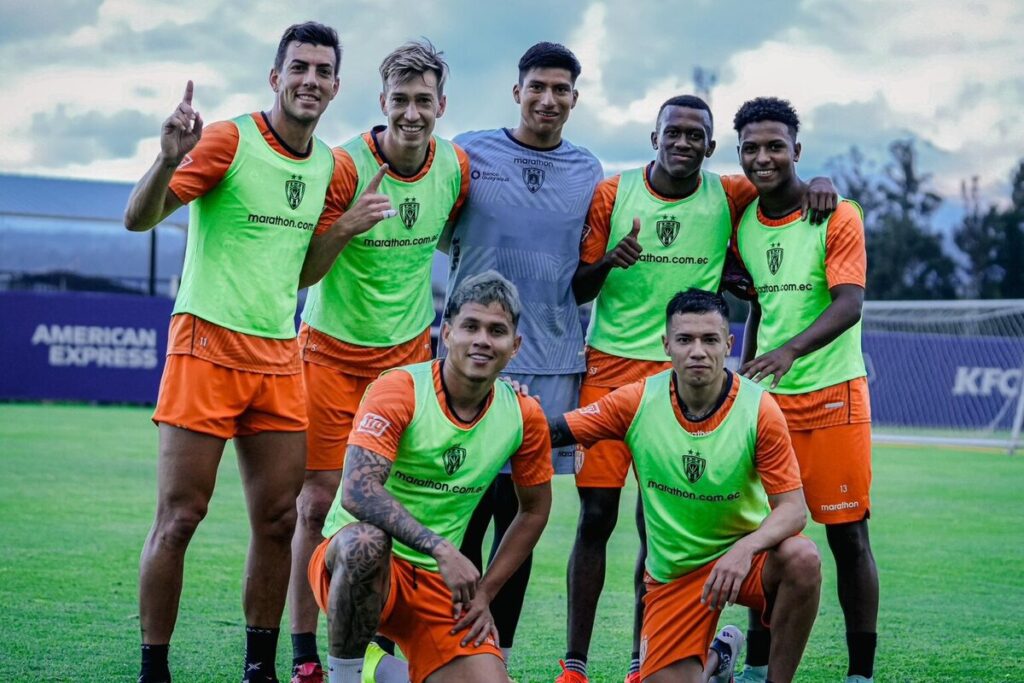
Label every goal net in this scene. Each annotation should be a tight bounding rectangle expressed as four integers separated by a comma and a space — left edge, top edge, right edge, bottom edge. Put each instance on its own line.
862, 299, 1024, 454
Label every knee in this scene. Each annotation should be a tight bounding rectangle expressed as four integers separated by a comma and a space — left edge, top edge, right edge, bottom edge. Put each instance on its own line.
297, 479, 338, 533
577, 494, 618, 543
779, 537, 822, 592
154, 502, 208, 550
329, 523, 391, 580
827, 520, 874, 563
254, 499, 299, 543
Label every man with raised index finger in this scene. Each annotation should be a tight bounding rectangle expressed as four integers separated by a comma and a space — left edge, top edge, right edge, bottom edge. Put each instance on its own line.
125, 22, 357, 683
287, 38, 471, 683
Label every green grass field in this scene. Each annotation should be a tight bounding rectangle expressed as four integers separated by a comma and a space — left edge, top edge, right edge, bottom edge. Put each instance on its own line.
2, 403, 1023, 682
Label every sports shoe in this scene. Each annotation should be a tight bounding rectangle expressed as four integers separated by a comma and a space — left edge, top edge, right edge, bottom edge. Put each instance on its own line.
361, 641, 389, 683
708, 625, 745, 683
291, 662, 324, 683
555, 659, 589, 683
845, 677, 873, 683
734, 665, 768, 683
623, 672, 641, 683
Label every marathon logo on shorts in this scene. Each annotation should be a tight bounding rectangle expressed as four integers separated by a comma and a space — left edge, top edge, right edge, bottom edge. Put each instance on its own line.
442, 445, 467, 475
356, 412, 390, 437
767, 242, 784, 275
399, 197, 420, 229
656, 215, 680, 247
682, 449, 706, 483
286, 174, 305, 210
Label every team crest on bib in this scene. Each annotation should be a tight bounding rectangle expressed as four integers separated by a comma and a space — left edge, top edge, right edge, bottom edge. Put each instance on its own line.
767, 241, 784, 275
522, 167, 545, 193
399, 197, 420, 229
442, 444, 467, 476
656, 215, 680, 247
682, 449, 706, 484
286, 175, 305, 210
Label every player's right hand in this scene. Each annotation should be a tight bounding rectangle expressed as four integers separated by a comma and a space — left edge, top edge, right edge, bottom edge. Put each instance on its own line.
336, 164, 394, 237
603, 217, 643, 269
160, 81, 203, 165
434, 541, 481, 619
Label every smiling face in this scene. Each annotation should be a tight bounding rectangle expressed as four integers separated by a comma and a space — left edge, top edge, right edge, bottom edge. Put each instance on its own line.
513, 66, 578, 145
442, 301, 521, 384
270, 41, 339, 125
652, 105, 715, 179
663, 310, 733, 389
738, 120, 802, 194
380, 70, 446, 153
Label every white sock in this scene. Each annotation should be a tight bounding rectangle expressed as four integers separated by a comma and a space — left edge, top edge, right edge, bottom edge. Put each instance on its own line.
373, 654, 409, 682
501, 647, 512, 663
327, 655, 363, 683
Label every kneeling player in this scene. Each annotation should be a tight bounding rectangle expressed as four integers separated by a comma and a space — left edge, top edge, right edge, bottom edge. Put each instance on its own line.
549, 289, 820, 683
309, 271, 553, 683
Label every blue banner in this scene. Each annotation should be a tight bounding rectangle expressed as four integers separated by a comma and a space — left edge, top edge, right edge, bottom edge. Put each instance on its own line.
0, 291, 171, 403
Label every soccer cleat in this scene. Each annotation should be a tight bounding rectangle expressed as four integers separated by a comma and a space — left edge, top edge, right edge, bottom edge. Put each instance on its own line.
555, 659, 589, 683
708, 625, 745, 683
734, 664, 768, 683
623, 672, 641, 683
290, 662, 324, 683
361, 641, 387, 683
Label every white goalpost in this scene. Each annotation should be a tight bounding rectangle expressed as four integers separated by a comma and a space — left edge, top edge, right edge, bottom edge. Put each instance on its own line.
861, 299, 1024, 454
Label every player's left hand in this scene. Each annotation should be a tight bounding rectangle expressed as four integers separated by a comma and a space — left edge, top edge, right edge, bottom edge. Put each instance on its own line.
451, 589, 500, 647
802, 176, 838, 225
702, 544, 754, 611
740, 346, 797, 389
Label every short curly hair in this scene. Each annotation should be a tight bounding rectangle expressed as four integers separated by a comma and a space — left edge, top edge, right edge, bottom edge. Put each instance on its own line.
733, 97, 800, 140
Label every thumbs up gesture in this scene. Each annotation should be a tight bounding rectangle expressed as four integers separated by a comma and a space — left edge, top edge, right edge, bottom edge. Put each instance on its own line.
602, 217, 643, 269
161, 80, 204, 165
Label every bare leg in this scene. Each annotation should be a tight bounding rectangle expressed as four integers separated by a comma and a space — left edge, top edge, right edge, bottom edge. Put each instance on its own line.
633, 495, 647, 656
290, 468, 344, 634
760, 536, 822, 683
424, 653, 509, 683
827, 518, 879, 676
566, 487, 622, 656
139, 425, 225, 644
236, 430, 306, 628
325, 523, 392, 658
642, 656, 705, 683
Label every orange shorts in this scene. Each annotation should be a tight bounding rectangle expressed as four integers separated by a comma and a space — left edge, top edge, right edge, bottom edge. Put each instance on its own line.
152, 354, 307, 439
790, 422, 872, 524
303, 360, 376, 471
640, 552, 769, 680
574, 383, 634, 488
309, 536, 502, 683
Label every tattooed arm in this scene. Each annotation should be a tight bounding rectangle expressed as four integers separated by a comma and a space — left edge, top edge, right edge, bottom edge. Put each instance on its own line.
341, 445, 481, 609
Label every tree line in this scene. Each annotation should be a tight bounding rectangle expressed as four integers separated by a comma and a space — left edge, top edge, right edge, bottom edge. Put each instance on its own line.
828, 141, 1024, 300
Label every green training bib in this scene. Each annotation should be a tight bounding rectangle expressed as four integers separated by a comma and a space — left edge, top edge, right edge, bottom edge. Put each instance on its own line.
302, 134, 461, 346
173, 114, 333, 338
322, 361, 524, 570
736, 199, 866, 393
588, 169, 732, 360
625, 370, 770, 582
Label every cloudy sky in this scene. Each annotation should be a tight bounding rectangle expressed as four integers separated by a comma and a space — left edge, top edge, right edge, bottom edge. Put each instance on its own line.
2, 0, 1021, 214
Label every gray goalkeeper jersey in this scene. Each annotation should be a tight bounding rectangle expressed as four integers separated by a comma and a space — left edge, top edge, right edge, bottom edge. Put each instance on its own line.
442, 128, 603, 374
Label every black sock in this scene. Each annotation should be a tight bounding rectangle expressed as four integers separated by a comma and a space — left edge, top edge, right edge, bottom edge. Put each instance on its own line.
847, 631, 877, 678
747, 629, 771, 667
371, 635, 396, 656
244, 626, 280, 682
139, 643, 170, 683
291, 632, 320, 667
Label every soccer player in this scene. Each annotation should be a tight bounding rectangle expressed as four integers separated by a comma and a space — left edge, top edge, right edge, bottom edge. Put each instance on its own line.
287, 40, 470, 682
732, 97, 878, 683
549, 288, 821, 683
125, 23, 354, 683
442, 41, 603, 663
308, 271, 553, 683
562, 94, 835, 683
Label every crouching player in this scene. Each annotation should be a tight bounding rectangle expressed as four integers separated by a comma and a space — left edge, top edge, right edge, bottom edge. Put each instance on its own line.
308, 271, 553, 683
549, 289, 820, 683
